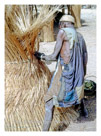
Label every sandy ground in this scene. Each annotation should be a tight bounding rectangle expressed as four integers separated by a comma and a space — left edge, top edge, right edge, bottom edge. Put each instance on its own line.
39, 9, 96, 131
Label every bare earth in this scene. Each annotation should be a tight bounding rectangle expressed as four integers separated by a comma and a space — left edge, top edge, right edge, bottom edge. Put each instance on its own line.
39, 9, 96, 131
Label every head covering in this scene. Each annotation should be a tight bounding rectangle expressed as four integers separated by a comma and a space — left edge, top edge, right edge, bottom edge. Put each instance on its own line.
60, 15, 75, 24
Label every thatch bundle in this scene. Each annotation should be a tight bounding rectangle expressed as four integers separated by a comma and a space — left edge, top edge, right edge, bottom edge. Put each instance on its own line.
5, 5, 78, 131
5, 61, 78, 131
5, 5, 60, 61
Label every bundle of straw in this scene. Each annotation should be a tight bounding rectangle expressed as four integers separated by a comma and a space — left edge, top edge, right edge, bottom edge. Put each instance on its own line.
5, 61, 78, 131
5, 5, 78, 131
5, 5, 61, 61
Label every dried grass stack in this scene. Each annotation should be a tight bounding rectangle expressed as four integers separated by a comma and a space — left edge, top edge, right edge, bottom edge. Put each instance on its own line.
5, 62, 78, 131
5, 5, 78, 131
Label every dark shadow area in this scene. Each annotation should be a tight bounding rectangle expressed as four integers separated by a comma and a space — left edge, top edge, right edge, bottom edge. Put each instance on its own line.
81, 24, 88, 27
81, 19, 88, 27
81, 19, 86, 24
54, 12, 63, 40
77, 95, 96, 123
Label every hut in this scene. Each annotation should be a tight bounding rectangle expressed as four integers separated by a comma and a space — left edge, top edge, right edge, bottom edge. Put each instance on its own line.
5, 5, 78, 131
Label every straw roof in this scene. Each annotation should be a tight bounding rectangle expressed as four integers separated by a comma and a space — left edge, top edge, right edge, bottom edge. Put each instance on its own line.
5, 5, 61, 62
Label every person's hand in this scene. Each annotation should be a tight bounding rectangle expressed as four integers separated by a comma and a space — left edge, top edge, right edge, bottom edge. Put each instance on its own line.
42, 55, 52, 61
41, 55, 46, 60
34, 51, 45, 60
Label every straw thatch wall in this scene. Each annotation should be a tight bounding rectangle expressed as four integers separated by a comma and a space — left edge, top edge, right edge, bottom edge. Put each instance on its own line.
5, 5, 78, 131
5, 61, 78, 131
5, 61, 51, 131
